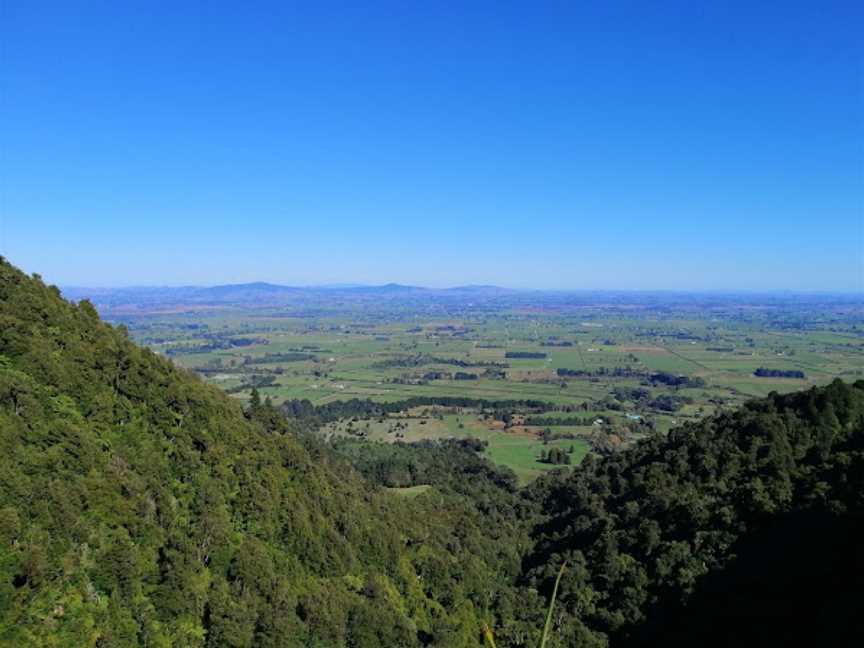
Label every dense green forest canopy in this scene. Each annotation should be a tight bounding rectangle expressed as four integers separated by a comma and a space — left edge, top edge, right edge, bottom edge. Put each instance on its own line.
1, 258, 862, 647
0, 259, 536, 647
522, 377, 864, 646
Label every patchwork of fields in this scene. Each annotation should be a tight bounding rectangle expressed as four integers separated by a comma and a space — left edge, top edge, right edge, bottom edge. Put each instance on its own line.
117, 298, 864, 481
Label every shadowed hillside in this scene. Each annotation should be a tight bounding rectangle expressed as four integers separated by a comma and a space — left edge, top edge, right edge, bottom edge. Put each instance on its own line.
521, 378, 864, 646
627, 510, 864, 648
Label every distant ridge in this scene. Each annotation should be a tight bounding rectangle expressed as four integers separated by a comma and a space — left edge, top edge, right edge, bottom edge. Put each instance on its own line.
444, 284, 518, 294
63, 281, 504, 294
60, 281, 512, 310
59, 281, 862, 316
338, 282, 423, 293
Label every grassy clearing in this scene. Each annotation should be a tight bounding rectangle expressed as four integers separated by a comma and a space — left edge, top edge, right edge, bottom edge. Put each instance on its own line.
326, 414, 589, 483
384, 484, 433, 498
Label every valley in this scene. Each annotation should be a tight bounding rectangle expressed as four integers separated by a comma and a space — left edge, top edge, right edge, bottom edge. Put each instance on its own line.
2, 261, 862, 647
4, 2, 860, 644
82, 286, 864, 482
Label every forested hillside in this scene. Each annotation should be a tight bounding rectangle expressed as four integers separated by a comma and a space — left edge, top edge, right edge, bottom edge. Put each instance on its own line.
0, 259, 534, 647
1, 257, 862, 647
522, 378, 864, 646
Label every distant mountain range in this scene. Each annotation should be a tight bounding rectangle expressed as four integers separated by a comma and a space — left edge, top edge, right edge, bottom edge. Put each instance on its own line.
60, 281, 862, 316
60, 282, 520, 311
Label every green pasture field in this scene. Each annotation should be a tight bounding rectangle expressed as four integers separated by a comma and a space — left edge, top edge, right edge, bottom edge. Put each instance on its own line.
323, 413, 590, 483
121, 305, 863, 480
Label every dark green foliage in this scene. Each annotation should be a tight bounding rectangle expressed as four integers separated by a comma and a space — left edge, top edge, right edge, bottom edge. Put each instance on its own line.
331, 438, 535, 608
539, 448, 571, 465
754, 367, 806, 379
454, 372, 478, 381
1, 257, 861, 647
629, 511, 864, 648
525, 415, 598, 426
648, 372, 706, 388
223, 373, 277, 394
283, 395, 558, 426
165, 336, 267, 356
0, 259, 523, 647
522, 379, 864, 645
243, 352, 317, 364
373, 354, 507, 369
557, 367, 645, 379
611, 387, 651, 404
332, 438, 520, 502
646, 393, 692, 412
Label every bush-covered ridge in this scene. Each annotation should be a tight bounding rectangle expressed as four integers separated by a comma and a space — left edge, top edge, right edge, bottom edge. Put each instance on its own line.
522, 377, 864, 646
1, 257, 862, 647
0, 259, 532, 647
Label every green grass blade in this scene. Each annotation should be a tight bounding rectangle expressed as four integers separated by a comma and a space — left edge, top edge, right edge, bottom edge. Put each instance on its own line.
540, 561, 567, 648
482, 622, 498, 648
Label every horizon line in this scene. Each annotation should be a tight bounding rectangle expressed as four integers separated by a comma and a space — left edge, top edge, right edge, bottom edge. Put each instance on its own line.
57, 281, 864, 297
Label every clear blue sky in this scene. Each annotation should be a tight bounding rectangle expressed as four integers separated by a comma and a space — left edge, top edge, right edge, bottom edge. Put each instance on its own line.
1, 1, 861, 290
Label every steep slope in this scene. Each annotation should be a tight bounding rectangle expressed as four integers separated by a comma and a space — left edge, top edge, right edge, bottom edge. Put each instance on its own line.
521, 379, 864, 646
3, 258, 863, 648
0, 260, 529, 647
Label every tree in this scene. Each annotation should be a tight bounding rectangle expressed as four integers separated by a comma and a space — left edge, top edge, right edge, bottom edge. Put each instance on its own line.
249, 387, 261, 409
